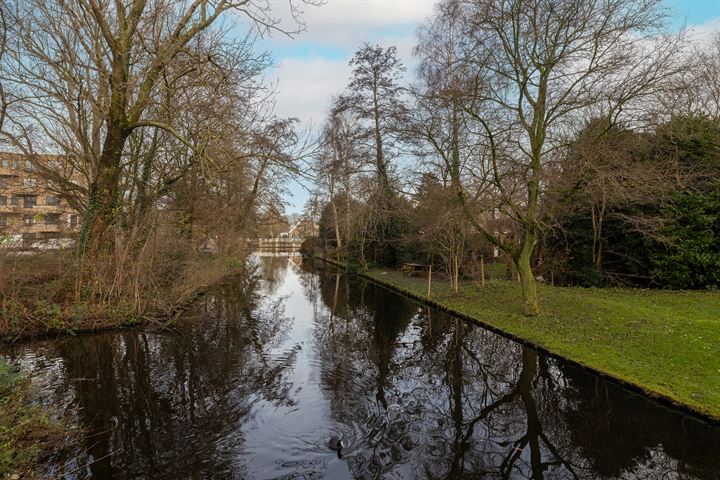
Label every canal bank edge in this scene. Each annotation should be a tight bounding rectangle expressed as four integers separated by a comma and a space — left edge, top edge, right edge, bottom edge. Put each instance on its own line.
314, 255, 720, 427
0, 259, 247, 344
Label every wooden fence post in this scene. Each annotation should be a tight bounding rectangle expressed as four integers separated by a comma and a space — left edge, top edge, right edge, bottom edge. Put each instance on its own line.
427, 264, 432, 298
480, 256, 485, 288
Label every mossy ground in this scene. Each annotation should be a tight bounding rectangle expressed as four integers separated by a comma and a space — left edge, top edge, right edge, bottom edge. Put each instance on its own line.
365, 268, 720, 420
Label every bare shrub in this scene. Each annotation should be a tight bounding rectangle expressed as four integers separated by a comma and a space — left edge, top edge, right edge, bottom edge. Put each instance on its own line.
0, 218, 246, 339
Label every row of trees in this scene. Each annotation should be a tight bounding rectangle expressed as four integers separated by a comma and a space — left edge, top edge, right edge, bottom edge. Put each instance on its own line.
0, 0, 316, 318
313, 0, 720, 315
551, 115, 720, 288
0, 0, 319, 254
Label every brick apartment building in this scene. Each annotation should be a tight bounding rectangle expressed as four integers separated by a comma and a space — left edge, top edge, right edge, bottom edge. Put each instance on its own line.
0, 152, 81, 248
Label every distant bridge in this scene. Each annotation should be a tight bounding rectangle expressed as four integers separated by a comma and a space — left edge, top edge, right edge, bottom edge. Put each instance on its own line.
251, 237, 303, 252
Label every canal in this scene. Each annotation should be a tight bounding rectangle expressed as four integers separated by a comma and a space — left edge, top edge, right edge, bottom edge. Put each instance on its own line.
2, 256, 719, 479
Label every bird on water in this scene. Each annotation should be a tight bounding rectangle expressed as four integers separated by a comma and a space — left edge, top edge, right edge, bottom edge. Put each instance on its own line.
328, 436, 344, 458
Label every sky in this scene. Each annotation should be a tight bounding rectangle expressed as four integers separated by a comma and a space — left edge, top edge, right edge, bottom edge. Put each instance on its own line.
250, 0, 720, 215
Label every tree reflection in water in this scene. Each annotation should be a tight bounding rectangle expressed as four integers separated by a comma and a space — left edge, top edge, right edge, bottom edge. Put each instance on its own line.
4, 258, 298, 478
1, 258, 718, 479
313, 264, 720, 480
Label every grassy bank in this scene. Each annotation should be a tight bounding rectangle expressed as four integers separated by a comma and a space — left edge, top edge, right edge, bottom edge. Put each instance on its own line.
0, 359, 71, 478
325, 258, 720, 420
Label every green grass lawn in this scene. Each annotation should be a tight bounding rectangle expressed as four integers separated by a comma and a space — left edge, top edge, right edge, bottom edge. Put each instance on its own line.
365, 268, 720, 420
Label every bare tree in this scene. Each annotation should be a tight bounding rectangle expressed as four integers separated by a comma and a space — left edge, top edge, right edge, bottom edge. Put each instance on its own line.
314, 104, 363, 253
421, 0, 683, 315
413, 174, 469, 292
550, 119, 674, 274
0, 3, 8, 132
337, 44, 406, 198
1, 0, 318, 258
657, 31, 720, 121
697, 33, 720, 119
411, 0, 475, 186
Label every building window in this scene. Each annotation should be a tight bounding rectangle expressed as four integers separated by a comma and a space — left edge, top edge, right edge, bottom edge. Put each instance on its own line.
0, 195, 6, 205
23, 214, 34, 225
70, 215, 78, 228
13, 159, 20, 170
0, 214, 6, 227
23, 178, 38, 188
0, 177, 8, 189
23, 196, 37, 209
46, 196, 60, 206
1, 158, 9, 168
24, 160, 34, 171
45, 214, 61, 225
10, 195, 19, 206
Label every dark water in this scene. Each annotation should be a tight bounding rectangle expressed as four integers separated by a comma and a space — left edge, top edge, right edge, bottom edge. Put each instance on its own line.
3, 256, 720, 479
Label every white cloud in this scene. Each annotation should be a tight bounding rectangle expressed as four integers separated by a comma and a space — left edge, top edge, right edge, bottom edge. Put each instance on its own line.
299, 0, 437, 27
270, 56, 351, 123
268, 3, 428, 123
265, 0, 438, 48
685, 17, 720, 43
263, 1, 436, 212
269, 43, 420, 127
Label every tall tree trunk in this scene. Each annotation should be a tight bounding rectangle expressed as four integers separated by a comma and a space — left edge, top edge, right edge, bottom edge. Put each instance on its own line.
515, 231, 540, 316
331, 199, 342, 250
453, 254, 459, 292
359, 231, 367, 269
343, 169, 351, 252
78, 119, 127, 258
134, 128, 159, 226
372, 89, 390, 196
517, 74, 547, 317
592, 192, 607, 271
78, 47, 131, 259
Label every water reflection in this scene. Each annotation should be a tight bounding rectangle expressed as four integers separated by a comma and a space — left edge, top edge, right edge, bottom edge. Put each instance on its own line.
313, 267, 720, 480
2, 257, 719, 479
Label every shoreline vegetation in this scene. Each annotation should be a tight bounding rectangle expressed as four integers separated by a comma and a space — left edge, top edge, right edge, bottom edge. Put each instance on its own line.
0, 251, 247, 343
316, 255, 720, 424
0, 358, 73, 478
0, 251, 248, 478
